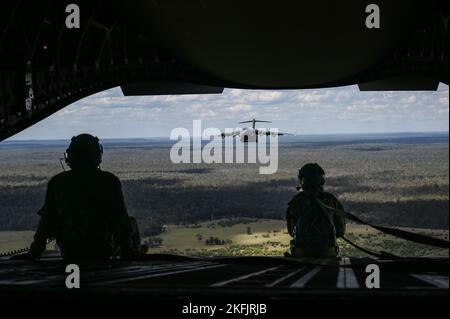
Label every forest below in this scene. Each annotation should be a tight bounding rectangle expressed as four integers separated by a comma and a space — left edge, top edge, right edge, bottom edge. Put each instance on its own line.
0, 136, 448, 237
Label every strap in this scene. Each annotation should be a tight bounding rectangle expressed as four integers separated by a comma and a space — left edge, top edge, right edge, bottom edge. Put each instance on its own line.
314, 196, 338, 244
341, 236, 399, 259
315, 199, 449, 249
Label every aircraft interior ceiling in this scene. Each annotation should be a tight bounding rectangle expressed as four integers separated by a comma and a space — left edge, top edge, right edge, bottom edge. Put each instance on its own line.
0, 0, 448, 141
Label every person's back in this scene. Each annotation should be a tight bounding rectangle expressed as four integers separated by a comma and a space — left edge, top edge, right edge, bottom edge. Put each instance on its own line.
286, 163, 345, 258
14, 134, 139, 261
43, 168, 131, 260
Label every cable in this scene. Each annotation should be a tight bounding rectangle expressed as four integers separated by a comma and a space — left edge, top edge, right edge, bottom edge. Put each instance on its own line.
316, 199, 449, 249
0, 247, 30, 258
341, 236, 399, 259
0, 239, 55, 258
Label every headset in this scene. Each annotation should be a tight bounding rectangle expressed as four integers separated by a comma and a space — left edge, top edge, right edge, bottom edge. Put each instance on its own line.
298, 163, 325, 188
64, 134, 103, 168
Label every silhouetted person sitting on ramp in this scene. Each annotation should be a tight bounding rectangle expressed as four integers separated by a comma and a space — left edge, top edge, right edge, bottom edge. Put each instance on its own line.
13, 134, 143, 261
285, 163, 346, 258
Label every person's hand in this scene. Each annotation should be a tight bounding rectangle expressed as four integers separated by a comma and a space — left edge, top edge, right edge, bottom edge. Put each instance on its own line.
10, 251, 39, 260
119, 248, 147, 261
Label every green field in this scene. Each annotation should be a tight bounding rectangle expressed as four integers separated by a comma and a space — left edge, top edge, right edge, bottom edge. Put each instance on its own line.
1, 140, 448, 235
142, 218, 449, 257
3, 218, 446, 258
0, 231, 34, 253
0, 137, 448, 257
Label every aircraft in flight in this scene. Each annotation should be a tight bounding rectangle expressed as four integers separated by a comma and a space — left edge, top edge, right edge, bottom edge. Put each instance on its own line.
219, 118, 292, 143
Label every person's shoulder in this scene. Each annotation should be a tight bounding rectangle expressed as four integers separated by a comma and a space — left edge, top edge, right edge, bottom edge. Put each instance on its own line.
290, 192, 304, 200
320, 191, 338, 200
47, 171, 72, 188
288, 191, 310, 205
320, 191, 341, 205
321, 192, 337, 201
97, 170, 121, 183
49, 171, 71, 183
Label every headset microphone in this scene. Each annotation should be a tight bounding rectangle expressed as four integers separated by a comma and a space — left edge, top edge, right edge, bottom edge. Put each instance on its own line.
64, 134, 103, 168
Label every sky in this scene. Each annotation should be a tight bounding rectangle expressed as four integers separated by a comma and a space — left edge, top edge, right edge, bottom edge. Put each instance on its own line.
9, 83, 449, 140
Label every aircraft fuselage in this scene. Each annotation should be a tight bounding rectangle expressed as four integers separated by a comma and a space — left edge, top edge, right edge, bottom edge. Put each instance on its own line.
240, 128, 258, 143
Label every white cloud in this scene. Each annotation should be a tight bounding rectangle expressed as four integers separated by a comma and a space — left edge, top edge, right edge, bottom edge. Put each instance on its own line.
227, 104, 253, 113
8, 84, 449, 139
401, 95, 417, 104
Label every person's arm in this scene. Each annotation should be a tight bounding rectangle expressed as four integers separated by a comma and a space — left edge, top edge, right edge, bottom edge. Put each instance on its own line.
28, 212, 51, 258
286, 197, 297, 237
111, 177, 133, 257
13, 179, 57, 260
333, 197, 346, 238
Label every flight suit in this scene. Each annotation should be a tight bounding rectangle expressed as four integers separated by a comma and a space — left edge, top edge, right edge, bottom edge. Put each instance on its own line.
29, 168, 138, 261
286, 190, 346, 258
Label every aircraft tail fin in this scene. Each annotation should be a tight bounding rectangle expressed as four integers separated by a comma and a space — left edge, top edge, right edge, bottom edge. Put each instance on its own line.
238, 119, 272, 128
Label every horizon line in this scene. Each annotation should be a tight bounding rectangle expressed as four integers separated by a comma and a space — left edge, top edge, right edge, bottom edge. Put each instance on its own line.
4, 130, 449, 142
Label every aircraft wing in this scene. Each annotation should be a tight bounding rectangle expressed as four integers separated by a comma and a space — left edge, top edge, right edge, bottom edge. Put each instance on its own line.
256, 129, 293, 136
216, 130, 242, 138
